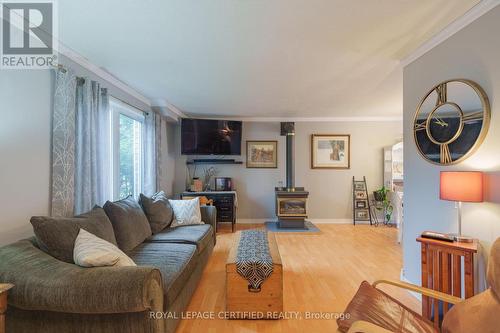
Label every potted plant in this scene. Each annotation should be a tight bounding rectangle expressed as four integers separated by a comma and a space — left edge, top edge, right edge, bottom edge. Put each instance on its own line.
373, 186, 394, 223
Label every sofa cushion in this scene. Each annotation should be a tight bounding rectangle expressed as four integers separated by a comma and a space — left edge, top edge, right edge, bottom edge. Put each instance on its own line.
139, 191, 174, 234
145, 224, 213, 254
30, 206, 117, 263
337, 281, 436, 333
104, 196, 152, 252
129, 242, 198, 307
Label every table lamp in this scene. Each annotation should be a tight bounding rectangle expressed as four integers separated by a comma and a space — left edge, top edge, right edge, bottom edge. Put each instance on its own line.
440, 171, 483, 243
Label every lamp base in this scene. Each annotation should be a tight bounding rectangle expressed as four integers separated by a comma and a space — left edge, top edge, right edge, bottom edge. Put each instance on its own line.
449, 233, 474, 243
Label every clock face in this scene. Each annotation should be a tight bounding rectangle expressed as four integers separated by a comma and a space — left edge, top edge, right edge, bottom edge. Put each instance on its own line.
413, 79, 490, 165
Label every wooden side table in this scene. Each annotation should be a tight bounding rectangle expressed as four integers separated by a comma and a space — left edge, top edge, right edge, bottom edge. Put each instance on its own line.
417, 237, 477, 328
0, 284, 14, 333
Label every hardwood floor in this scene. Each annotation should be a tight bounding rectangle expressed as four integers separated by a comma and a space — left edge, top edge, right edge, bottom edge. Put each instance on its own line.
177, 223, 420, 333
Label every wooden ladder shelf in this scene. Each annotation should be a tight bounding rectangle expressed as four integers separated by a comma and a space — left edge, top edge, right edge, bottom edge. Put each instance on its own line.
352, 176, 372, 225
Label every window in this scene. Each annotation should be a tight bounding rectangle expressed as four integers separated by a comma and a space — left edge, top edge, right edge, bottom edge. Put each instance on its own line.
110, 98, 145, 200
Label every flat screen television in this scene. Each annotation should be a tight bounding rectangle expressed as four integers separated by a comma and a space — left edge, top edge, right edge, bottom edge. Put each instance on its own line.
181, 119, 242, 155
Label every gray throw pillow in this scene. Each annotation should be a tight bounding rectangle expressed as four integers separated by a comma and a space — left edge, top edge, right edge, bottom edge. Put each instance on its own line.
103, 196, 152, 252
139, 191, 174, 234
30, 206, 117, 263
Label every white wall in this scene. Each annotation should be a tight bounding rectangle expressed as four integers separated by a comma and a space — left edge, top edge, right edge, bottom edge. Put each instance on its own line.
0, 70, 53, 245
157, 121, 177, 197
403, 6, 500, 290
0, 56, 155, 246
173, 120, 402, 221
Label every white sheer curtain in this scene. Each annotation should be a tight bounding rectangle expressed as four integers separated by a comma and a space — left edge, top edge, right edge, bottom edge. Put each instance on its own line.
74, 79, 112, 214
143, 110, 165, 195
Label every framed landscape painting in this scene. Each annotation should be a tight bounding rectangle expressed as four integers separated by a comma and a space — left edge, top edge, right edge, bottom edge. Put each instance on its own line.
311, 134, 350, 169
246, 141, 278, 168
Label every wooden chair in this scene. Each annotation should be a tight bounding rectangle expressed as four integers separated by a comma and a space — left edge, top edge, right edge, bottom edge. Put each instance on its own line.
341, 237, 500, 333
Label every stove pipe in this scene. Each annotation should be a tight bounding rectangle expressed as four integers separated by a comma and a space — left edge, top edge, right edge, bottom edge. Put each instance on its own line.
280, 122, 295, 190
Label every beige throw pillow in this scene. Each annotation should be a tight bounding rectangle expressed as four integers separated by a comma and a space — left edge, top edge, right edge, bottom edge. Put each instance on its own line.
169, 197, 204, 228
73, 229, 136, 267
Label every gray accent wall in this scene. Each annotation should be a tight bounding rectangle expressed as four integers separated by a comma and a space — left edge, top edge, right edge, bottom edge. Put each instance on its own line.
403, 6, 500, 290
173, 121, 402, 221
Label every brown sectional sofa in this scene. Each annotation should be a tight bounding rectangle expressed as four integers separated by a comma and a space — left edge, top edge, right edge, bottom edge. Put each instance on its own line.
0, 205, 217, 333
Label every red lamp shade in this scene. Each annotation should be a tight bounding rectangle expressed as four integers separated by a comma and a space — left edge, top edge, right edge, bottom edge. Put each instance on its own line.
440, 171, 483, 202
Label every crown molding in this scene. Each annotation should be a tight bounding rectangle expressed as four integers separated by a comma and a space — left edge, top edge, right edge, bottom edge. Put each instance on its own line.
151, 99, 187, 119
58, 44, 152, 108
6, 8, 154, 107
401, 0, 500, 67
191, 116, 402, 122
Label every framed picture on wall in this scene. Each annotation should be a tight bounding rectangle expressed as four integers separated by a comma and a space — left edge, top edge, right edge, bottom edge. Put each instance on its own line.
354, 181, 366, 191
355, 209, 370, 220
246, 140, 278, 168
355, 200, 367, 208
354, 191, 367, 200
311, 134, 350, 169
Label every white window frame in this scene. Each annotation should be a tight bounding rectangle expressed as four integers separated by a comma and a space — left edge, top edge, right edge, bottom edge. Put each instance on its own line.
109, 96, 146, 200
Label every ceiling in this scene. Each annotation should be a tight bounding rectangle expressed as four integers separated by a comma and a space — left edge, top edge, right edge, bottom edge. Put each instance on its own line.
58, 0, 480, 118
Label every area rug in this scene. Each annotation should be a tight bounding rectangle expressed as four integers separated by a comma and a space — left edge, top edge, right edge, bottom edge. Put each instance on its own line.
265, 220, 320, 233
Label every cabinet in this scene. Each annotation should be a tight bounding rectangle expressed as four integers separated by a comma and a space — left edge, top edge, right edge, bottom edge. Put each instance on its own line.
180, 191, 237, 232
417, 237, 477, 327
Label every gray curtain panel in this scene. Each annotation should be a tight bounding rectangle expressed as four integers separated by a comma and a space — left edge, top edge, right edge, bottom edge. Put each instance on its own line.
51, 66, 160, 216
144, 111, 158, 196
74, 79, 112, 214
51, 68, 77, 217
154, 115, 164, 192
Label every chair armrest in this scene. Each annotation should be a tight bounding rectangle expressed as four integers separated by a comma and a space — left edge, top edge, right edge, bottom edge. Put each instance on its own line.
373, 279, 462, 305
347, 320, 394, 333
0, 239, 163, 314
201, 205, 217, 243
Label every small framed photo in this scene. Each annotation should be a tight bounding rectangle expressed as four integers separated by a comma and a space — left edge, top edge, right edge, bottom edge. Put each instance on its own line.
311, 134, 350, 169
355, 209, 370, 220
354, 182, 366, 191
355, 200, 367, 208
355, 191, 367, 200
246, 141, 278, 168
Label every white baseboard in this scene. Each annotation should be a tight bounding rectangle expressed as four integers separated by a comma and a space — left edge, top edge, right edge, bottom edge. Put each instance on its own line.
310, 218, 355, 224
235, 218, 364, 224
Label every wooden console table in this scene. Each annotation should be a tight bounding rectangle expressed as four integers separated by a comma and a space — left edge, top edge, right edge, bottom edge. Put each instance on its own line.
0, 284, 14, 333
417, 237, 477, 325
181, 191, 237, 232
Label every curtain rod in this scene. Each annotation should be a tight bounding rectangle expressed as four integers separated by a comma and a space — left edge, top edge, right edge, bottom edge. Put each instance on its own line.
53, 63, 67, 73
53, 64, 150, 116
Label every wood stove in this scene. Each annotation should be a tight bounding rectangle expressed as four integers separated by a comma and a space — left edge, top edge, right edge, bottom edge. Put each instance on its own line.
275, 122, 309, 228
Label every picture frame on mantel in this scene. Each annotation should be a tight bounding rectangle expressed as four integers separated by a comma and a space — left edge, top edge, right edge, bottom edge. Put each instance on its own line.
311, 134, 350, 169
246, 140, 278, 168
